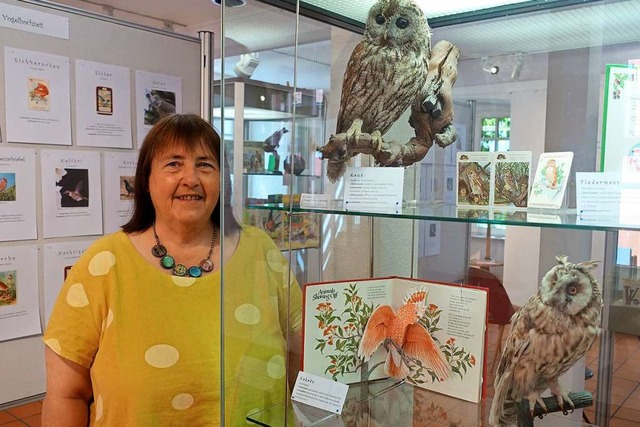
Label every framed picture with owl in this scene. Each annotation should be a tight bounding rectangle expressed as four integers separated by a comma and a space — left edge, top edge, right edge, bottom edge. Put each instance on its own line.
528, 152, 574, 209
456, 151, 492, 207
302, 276, 488, 403
491, 151, 532, 209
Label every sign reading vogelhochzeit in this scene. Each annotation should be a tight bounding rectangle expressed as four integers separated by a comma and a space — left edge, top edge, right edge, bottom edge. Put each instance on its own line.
0, 3, 69, 39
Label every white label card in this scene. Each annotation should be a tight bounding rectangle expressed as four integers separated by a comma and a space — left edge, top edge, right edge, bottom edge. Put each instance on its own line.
343, 167, 404, 209
0, 3, 69, 39
291, 371, 348, 415
576, 172, 621, 218
300, 193, 329, 209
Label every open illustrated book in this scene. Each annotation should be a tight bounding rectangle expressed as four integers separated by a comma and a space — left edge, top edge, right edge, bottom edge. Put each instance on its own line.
302, 277, 488, 403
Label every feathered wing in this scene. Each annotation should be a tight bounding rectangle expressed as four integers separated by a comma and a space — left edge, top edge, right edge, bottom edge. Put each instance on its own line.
358, 305, 395, 361
385, 345, 411, 379
402, 323, 450, 381
489, 308, 530, 426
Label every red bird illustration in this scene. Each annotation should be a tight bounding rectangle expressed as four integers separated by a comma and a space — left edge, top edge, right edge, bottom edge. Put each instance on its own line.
358, 288, 450, 381
0, 178, 7, 192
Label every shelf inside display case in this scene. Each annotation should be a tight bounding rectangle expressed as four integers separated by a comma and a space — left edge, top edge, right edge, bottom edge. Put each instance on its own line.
246, 202, 640, 232
246, 378, 596, 426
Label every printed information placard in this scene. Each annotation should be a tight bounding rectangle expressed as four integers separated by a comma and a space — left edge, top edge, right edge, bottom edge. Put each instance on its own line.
0, 148, 37, 241
76, 60, 132, 148
291, 371, 349, 415
103, 152, 137, 233
135, 70, 182, 146
41, 150, 103, 238
4, 47, 71, 145
43, 240, 95, 324
0, 245, 40, 342
343, 167, 404, 210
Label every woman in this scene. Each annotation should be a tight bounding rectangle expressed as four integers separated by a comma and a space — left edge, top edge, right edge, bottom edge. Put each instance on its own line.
43, 114, 302, 426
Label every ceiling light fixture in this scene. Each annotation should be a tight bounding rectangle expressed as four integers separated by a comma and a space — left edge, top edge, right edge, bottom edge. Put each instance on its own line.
481, 57, 499, 75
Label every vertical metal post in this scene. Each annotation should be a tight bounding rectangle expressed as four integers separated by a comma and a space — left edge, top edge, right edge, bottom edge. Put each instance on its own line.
199, 31, 214, 121
595, 230, 618, 426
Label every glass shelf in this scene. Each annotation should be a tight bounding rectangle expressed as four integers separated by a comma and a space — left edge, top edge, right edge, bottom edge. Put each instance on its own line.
243, 172, 321, 178
246, 202, 640, 232
246, 378, 595, 426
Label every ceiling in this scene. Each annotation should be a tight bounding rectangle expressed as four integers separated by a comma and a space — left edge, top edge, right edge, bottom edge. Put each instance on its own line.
47, 0, 640, 61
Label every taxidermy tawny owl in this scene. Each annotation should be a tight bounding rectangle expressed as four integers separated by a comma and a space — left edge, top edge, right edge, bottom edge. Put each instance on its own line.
328, 0, 431, 181
489, 256, 602, 426
358, 288, 450, 381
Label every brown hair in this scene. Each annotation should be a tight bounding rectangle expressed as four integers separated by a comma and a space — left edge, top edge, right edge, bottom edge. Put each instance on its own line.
122, 113, 241, 235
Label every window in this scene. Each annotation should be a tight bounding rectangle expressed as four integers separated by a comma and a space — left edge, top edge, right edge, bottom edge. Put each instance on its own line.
480, 117, 511, 152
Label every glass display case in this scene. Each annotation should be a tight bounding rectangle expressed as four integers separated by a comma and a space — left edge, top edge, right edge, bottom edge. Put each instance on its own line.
219, 1, 640, 426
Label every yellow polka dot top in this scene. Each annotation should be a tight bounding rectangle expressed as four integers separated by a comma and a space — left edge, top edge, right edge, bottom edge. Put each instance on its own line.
44, 226, 302, 426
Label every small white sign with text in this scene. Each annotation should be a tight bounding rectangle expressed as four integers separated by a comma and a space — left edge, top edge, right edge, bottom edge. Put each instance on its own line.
291, 371, 348, 415
344, 167, 404, 210
0, 3, 69, 39
300, 193, 329, 209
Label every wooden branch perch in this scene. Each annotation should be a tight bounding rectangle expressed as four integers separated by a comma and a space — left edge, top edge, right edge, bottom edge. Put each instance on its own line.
516, 391, 593, 427
318, 40, 461, 182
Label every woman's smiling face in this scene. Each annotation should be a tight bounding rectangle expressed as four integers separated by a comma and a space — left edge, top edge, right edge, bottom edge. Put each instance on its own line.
148, 143, 220, 229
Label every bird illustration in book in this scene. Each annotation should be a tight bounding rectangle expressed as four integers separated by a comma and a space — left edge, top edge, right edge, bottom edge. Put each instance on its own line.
358, 288, 450, 381
489, 256, 602, 426
0, 177, 7, 193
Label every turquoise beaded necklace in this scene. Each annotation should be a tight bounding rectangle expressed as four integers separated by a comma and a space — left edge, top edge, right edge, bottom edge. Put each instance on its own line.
151, 222, 217, 278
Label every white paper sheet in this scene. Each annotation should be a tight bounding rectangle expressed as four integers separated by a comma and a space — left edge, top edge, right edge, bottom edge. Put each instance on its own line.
0, 148, 37, 241
75, 60, 132, 148
135, 70, 182, 146
4, 47, 71, 145
43, 239, 95, 325
41, 150, 103, 238
103, 152, 137, 233
0, 245, 41, 342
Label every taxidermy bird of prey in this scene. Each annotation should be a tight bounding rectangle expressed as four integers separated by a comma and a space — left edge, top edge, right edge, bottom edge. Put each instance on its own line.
263, 127, 288, 153
489, 256, 602, 426
358, 288, 450, 381
328, 0, 431, 181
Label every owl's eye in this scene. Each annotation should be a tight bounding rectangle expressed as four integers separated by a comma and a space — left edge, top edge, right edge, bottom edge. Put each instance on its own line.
375, 14, 385, 25
567, 286, 578, 295
396, 17, 409, 29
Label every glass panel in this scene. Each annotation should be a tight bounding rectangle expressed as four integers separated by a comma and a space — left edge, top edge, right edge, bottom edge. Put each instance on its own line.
225, 1, 640, 426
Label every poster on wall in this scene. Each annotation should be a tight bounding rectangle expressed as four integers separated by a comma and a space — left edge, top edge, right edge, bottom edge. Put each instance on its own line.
135, 70, 182, 146
75, 60, 132, 148
4, 47, 71, 145
0, 245, 40, 342
302, 277, 488, 403
601, 65, 640, 172
0, 148, 37, 241
43, 239, 94, 325
103, 152, 137, 233
41, 150, 103, 238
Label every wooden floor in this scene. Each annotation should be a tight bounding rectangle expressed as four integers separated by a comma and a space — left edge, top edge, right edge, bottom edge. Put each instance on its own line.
1, 326, 639, 426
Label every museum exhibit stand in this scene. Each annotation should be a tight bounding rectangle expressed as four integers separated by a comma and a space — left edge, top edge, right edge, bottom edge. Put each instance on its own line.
217, 1, 640, 426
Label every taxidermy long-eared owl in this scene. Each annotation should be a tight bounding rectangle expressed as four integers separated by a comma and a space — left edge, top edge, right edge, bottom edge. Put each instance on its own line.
489, 256, 602, 426
329, 0, 431, 181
